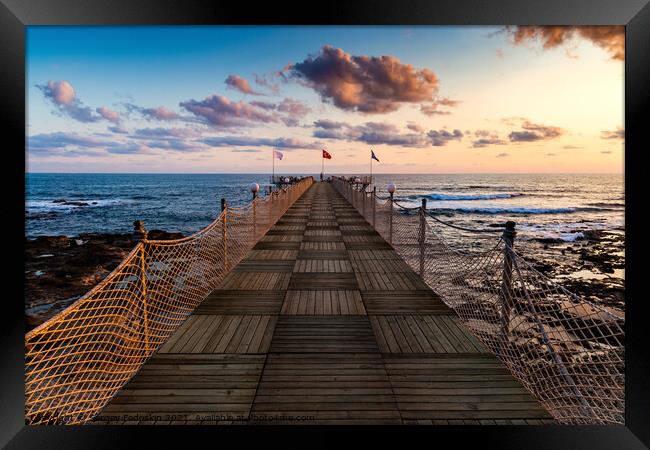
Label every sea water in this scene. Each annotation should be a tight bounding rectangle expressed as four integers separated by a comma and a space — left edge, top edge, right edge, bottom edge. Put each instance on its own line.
26, 173, 624, 243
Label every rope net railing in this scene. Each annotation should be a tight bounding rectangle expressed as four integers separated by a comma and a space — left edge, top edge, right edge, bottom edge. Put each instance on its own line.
25, 177, 314, 425
332, 177, 624, 425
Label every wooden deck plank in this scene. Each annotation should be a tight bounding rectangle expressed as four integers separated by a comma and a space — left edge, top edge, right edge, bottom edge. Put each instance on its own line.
383, 355, 552, 421
361, 291, 451, 315
288, 273, 358, 290
95, 354, 265, 422
293, 259, 353, 273
370, 315, 490, 354
281, 290, 366, 316
250, 353, 401, 424
269, 317, 379, 353
194, 290, 284, 315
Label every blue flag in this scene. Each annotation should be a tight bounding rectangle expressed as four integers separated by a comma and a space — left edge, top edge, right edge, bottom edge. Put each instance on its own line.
371, 150, 380, 162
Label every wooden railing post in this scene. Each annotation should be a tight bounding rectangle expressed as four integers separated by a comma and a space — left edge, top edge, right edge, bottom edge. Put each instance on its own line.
389, 192, 394, 245
132, 220, 147, 244
372, 186, 376, 227
221, 198, 228, 271
500, 221, 516, 342
419, 198, 426, 277
133, 220, 150, 351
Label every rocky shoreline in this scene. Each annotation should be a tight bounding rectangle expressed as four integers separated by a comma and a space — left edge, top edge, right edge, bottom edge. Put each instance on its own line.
25, 230, 184, 332
521, 229, 625, 310
25, 227, 625, 332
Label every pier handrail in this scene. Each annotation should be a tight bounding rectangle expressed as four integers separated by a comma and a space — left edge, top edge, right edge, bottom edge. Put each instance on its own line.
25, 177, 314, 425
332, 176, 625, 425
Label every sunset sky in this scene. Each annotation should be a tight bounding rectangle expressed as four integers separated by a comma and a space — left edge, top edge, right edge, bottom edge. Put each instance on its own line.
26, 26, 624, 174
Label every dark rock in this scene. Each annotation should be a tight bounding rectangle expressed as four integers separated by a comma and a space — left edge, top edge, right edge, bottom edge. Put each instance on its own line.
535, 237, 563, 244
581, 230, 602, 241
532, 260, 555, 274
147, 229, 185, 241
63, 201, 89, 207
25, 229, 184, 332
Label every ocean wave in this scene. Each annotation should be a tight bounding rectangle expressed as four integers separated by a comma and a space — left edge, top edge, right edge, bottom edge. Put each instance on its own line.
406, 193, 523, 201
432, 204, 624, 215
432, 206, 577, 215
131, 194, 156, 200
536, 232, 586, 242
557, 232, 585, 242
586, 202, 625, 209
26, 199, 133, 213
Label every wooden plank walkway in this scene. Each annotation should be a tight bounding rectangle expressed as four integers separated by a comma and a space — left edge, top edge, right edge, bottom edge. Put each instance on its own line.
93, 182, 554, 425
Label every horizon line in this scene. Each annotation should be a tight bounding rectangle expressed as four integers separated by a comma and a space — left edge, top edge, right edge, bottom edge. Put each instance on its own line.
26, 171, 624, 175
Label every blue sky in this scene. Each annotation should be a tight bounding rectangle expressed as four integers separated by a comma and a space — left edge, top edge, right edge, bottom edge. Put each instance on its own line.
26, 26, 624, 173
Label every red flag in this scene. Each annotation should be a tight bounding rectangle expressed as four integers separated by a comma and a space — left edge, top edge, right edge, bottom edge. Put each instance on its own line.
322, 149, 332, 159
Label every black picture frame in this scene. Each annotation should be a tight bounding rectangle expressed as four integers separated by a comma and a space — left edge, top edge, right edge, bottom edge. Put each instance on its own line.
2, 0, 648, 447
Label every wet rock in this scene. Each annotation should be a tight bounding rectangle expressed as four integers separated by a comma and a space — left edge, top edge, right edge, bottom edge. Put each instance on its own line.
25, 229, 185, 332
147, 229, 185, 240
51, 199, 91, 207
536, 237, 563, 244
62, 201, 89, 207
581, 230, 603, 241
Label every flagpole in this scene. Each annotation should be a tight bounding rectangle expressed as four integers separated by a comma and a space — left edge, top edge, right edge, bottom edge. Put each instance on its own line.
322, 152, 324, 181
272, 148, 275, 183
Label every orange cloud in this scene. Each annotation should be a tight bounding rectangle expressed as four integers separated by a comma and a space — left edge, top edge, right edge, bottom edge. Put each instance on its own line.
288, 45, 440, 113
505, 26, 624, 61
225, 74, 261, 95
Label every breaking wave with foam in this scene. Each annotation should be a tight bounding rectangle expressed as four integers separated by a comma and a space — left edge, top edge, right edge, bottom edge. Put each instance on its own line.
409, 192, 524, 201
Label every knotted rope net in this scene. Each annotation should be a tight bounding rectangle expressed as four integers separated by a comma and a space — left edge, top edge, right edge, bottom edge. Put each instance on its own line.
25, 177, 314, 425
333, 177, 624, 425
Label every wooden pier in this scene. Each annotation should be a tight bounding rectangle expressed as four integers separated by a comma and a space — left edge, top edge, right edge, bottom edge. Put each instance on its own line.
93, 182, 553, 425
